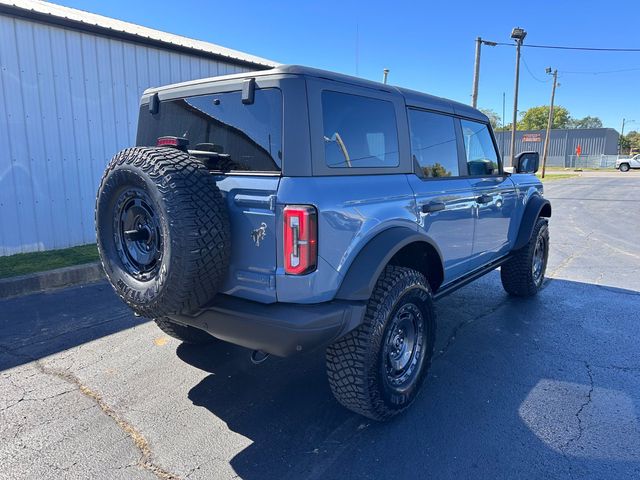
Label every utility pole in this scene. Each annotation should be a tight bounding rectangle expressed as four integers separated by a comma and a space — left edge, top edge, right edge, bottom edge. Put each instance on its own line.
541, 68, 558, 178
383, 68, 389, 84
509, 27, 527, 167
471, 37, 497, 108
471, 37, 482, 108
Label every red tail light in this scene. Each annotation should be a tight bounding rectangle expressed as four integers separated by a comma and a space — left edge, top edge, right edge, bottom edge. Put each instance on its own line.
283, 205, 317, 275
157, 136, 189, 150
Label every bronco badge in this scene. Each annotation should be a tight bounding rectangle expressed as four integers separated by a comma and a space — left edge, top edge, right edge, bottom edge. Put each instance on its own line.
251, 222, 268, 247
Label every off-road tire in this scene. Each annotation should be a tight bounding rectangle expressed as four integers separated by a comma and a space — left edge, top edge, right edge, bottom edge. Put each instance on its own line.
96, 147, 230, 318
154, 318, 217, 345
619, 163, 630, 172
501, 217, 549, 297
326, 266, 436, 421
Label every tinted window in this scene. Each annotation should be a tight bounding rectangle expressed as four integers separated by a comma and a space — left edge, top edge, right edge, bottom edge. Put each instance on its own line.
137, 88, 282, 172
408, 109, 459, 177
460, 120, 499, 176
322, 91, 399, 168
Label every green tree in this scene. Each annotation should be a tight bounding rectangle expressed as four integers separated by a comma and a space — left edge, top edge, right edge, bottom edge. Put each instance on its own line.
479, 108, 501, 130
570, 116, 603, 129
518, 106, 571, 130
624, 131, 640, 154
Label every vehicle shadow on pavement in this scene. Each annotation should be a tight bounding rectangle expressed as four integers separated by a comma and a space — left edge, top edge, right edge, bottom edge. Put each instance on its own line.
178, 273, 640, 480
0, 281, 146, 371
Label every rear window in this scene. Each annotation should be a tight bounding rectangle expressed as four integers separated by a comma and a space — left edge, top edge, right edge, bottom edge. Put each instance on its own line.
321, 91, 399, 168
137, 88, 282, 172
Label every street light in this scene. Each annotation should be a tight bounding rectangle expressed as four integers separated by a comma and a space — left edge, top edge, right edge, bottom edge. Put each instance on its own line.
541, 68, 559, 178
471, 37, 498, 108
509, 27, 527, 167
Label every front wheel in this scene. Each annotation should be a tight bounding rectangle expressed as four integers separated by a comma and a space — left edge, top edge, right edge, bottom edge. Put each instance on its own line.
619, 163, 630, 172
501, 218, 549, 297
326, 266, 436, 421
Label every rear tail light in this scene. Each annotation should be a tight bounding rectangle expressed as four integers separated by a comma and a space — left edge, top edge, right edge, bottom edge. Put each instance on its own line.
157, 136, 189, 151
283, 205, 317, 275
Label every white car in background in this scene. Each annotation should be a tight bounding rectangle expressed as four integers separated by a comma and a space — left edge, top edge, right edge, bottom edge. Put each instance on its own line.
617, 154, 640, 172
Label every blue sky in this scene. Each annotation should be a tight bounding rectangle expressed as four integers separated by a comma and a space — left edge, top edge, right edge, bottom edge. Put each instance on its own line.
58, 0, 640, 132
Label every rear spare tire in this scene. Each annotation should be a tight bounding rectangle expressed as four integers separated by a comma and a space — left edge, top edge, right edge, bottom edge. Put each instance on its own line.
95, 147, 230, 317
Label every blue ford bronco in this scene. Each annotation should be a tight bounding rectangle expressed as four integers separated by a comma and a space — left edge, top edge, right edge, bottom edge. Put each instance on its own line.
96, 65, 551, 420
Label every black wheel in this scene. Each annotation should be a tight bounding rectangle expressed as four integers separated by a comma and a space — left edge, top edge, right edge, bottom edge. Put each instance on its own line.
619, 163, 630, 172
326, 266, 436, 421
501, 217, 549, 297
154, 318, 217, 345
96, 147, 230, 317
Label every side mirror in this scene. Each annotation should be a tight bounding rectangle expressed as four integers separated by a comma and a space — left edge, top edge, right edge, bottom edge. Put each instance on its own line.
515, 151, 540, 173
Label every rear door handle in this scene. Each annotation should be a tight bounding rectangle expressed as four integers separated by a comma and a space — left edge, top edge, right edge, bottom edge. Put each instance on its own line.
421, 202, 446, 213
476, 194, 493, 204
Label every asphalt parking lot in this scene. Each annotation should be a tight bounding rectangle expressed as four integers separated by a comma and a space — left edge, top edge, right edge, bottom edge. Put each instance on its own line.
1, 172, 639, 480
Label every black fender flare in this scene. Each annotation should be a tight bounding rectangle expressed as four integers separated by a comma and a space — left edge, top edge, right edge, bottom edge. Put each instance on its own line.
335, 227, 444, 301
513, 195, 552, 250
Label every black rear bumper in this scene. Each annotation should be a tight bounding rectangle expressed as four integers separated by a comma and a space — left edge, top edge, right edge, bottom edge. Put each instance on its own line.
169, 295, 366, 357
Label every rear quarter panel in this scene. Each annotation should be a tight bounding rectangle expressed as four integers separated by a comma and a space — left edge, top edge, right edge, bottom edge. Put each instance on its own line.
275, 175, 417, 303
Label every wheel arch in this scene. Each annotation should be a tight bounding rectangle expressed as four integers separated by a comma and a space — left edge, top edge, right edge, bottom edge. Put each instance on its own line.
335, 227, 444, 301
513, 194, 552, 251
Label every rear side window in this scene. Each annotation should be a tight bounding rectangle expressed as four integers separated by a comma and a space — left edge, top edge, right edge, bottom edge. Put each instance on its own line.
321, 91, 399, 168
408, 109, 459, 177
137, 88, 282, 172
460, 119, 499, 176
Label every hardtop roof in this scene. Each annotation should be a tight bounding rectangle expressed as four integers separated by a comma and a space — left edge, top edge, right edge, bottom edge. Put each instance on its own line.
144, 64, 488, 123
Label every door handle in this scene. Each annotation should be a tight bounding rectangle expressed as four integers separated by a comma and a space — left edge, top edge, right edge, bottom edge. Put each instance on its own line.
421, 202, 446, 213
476, 194, 493, 204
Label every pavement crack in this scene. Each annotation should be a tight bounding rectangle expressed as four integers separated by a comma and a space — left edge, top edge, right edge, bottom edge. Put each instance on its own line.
4, 346, 181, 480
565, 361, 595, 450
434, 298, 509, 360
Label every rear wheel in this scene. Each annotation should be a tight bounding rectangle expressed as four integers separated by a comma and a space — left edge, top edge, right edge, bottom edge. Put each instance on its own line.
326, 266, 436, 421
501, 217, 549, 297
154, 318, 217, 345
619, 163, 630, 172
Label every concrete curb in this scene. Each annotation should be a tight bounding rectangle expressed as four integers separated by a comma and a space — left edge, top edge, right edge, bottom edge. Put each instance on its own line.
0, 262, 105, 299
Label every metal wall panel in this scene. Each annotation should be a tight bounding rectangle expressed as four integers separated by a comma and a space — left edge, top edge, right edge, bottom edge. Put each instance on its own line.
495, 128, 619, 167
0, 14, 251, 255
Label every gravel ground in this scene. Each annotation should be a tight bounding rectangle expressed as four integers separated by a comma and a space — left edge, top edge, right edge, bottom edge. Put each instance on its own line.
1, 172, 639, 480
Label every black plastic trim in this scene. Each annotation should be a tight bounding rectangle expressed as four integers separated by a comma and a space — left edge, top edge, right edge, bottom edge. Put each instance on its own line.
433, 254, 511, 300
335, 227, 444, 301
170, 295, 366, 357
513, 195, 552, 250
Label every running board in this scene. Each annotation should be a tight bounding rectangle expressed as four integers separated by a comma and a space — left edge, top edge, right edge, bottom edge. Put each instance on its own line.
433, 255, 511, 301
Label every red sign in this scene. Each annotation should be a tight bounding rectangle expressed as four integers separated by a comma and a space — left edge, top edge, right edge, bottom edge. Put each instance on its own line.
576, 144, 582, 157
523, 133, 542, 142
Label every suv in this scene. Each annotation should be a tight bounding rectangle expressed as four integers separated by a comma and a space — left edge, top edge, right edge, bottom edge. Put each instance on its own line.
95, 65, 551, 420
617, 154, 640, 172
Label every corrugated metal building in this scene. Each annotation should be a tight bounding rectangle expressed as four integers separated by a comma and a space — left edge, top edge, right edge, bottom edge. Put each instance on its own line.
494, 128, 620, 167
0, 0, 277, 256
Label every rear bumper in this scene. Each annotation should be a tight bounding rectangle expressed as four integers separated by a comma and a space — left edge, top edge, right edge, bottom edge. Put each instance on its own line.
169, 295, 366, 357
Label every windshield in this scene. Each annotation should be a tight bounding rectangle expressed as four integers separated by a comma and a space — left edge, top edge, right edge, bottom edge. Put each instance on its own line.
136, 88, 282, 172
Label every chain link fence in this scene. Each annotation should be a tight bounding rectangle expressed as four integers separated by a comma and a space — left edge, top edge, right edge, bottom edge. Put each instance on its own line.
547, 155, 631, 169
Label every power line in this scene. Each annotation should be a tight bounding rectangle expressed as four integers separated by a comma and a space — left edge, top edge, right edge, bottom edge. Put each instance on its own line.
521, 54, 550, 83
560, 66, 640, 75
494, 42, 640, 52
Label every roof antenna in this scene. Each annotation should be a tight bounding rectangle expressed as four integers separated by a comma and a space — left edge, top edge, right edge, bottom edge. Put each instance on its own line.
383, 68, 389, 84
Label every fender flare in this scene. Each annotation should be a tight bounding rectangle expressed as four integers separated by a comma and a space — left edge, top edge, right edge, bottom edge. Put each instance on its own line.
513, 195, 552, 250
335, 227, 444, 301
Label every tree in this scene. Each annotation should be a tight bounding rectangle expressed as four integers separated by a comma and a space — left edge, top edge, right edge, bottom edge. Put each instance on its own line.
518, 106, 571, 130
623, 130, 640, 154
569, 116, 603, 129
479, 108, 501, 130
